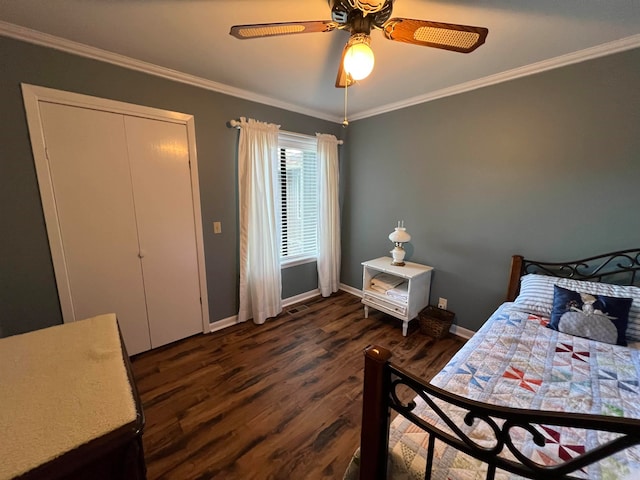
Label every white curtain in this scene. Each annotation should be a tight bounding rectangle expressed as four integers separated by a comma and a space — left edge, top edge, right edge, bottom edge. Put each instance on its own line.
316, 133, 341, 297
237, 117, 282, 324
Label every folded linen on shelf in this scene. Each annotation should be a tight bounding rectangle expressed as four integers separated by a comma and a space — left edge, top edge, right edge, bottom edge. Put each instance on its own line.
386, 282, 408, 303
369, 284, 388, 295
371, 273, 404, 291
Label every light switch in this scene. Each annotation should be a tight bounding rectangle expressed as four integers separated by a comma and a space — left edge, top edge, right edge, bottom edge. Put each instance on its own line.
213, 221, 222, 234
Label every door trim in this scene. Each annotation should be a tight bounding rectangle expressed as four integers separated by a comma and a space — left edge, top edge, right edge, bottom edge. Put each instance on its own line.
21, 83, 210, 334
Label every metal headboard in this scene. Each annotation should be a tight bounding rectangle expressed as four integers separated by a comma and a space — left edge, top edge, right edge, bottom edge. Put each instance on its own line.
507, 249, 640, 301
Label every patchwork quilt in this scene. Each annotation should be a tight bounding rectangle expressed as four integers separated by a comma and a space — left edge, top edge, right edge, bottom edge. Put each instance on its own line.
344, 303, 640, 480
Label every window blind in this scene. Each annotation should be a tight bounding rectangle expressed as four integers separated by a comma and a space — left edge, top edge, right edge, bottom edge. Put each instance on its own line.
278, 133, 318, 264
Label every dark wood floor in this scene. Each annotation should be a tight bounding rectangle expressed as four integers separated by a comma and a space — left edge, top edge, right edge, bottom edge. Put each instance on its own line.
130, 290, 466, 480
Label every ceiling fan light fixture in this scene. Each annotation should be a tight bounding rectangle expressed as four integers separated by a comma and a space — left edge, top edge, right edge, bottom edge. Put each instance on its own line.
349, 0, 388, 16
343, 34, 375, 81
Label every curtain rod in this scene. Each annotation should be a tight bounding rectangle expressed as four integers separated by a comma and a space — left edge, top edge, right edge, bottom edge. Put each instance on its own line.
228, 119, 343, 145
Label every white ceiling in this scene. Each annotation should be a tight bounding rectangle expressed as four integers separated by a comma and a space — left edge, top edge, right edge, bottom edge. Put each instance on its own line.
1, 1, 639, 123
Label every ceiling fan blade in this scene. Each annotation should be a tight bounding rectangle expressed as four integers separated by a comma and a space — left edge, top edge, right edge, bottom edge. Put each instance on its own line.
335, 43, 355, 88
383, 18, 488, 53
230, 21, 336, 39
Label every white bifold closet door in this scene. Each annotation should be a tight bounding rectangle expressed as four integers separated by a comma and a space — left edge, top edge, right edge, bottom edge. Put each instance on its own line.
39, 102, 203, 355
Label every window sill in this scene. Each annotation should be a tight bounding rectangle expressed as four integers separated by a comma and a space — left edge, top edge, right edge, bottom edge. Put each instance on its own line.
281, 256, 317, 269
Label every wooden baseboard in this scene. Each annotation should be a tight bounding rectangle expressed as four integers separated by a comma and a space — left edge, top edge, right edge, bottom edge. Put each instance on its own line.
209, 289, 324, 333
450, 324, 475, 340
209, 315, 239, 333
282, 289, 321, 307
339, 283, 362, 297
209, 286, 476, 340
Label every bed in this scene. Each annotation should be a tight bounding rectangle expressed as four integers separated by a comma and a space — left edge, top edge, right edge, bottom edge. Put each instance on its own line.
344, 249, 640, 480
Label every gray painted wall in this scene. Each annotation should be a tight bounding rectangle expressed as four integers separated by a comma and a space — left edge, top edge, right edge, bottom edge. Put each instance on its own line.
342, 47, 640, 332
2, 34, 639, 339
0, 36, 343, 337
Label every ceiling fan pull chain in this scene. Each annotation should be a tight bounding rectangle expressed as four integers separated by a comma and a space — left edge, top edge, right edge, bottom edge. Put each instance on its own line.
343, 80, 349, 127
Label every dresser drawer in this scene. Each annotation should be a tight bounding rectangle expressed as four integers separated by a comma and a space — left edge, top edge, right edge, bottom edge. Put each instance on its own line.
363, 291, 407, 316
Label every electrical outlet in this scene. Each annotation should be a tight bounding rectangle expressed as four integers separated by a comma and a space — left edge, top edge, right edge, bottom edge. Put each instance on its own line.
438, 297, 448, 310
213, 221, 222, 234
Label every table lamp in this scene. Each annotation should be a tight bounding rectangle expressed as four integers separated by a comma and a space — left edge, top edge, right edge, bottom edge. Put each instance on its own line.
389, 221, 411, 266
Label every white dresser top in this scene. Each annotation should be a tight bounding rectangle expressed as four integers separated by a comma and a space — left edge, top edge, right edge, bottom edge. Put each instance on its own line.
362, 256, 433, 279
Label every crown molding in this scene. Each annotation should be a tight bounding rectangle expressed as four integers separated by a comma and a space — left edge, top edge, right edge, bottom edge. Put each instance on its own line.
2, 20, 638, 124
350, 34, 640, 121
0, 20, 342, 123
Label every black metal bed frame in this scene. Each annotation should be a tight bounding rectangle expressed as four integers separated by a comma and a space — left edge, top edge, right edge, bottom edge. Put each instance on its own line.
359, 248, 640, 480
507, 248, 640, 301
361, 346, 640, 480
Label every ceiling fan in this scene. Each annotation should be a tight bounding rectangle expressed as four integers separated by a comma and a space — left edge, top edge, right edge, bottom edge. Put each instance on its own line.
230, 0, 489, 88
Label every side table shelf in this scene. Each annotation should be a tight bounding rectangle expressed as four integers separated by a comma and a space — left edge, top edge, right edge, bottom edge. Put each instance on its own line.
361, 257, 433, 336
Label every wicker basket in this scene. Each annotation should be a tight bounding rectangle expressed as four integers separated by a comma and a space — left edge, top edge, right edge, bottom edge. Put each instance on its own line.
418, 306, 455, 339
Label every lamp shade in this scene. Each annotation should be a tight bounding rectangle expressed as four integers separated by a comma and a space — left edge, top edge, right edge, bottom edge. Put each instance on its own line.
343, 35, 375, 80
389, 227, 411, 243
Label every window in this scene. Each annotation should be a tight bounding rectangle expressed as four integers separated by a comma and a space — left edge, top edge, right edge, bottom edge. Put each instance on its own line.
278, 132, 318, 266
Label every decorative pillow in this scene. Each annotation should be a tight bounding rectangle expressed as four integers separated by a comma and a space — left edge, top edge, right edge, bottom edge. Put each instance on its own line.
549, 285, 632, 346
513, 274, 640, 341
512, 274, 558, 316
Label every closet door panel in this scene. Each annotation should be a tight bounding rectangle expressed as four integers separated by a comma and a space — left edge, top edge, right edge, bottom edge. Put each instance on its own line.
124, 116, 203, 348
39, 102, 151, 355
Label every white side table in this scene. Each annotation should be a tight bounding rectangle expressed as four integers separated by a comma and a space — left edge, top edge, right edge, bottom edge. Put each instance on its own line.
361, 257, 433, 336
